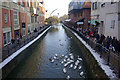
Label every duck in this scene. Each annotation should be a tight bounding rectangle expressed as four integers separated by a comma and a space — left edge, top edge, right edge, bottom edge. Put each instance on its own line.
80, 71, 84, 76
74, 65, 77, 69
65, 55, 68, 59
62, 54, 64, 57
70, 55, 74, 59
61, 61, 64, 64
69, 64, 73, 68
54, 56, 57, 59
78, 66, 82, 70
78, 57, 83, 61
51, 59, 54, 63
55, 54, 58, 57
66, 75, 70, 80
63, 68, 67, 73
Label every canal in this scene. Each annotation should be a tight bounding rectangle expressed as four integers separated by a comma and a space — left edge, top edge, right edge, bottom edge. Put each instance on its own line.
7, 24, 91, 78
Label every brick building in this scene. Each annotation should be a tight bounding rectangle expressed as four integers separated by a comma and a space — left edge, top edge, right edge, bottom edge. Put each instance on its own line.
68, 0, 91, 29
0, 0, 45, 48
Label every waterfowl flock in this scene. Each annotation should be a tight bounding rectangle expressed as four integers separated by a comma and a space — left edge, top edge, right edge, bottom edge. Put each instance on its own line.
49, 53, 85, 79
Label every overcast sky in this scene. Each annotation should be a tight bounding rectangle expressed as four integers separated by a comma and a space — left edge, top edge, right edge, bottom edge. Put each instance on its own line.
44, 0, 71, 17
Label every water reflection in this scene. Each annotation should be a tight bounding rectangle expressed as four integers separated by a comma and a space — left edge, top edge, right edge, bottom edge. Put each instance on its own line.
7, 25, 89, 78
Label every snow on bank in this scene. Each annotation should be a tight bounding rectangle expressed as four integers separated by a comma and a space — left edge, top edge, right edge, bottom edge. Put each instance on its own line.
0, 26, 51, 69
72, 31, 117, 79
63, 25, 117, 79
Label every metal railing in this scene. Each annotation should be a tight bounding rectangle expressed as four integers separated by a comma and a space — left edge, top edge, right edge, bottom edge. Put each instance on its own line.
2, 26, 49, 61
63, 23, 120, 78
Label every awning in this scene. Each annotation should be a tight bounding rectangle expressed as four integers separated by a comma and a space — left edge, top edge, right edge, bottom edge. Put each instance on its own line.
75, 18, 85, 25
64, 19, 71, 22
77, 22, 84, 24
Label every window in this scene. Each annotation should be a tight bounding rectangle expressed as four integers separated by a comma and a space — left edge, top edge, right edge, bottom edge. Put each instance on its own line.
118, 14, 120, 21
22, 28, 26, 36
7, 32, 11, 43
3, 32, 11, 45
111, 0, 117, 4
92, 2, 98, 10
4, 13, 7, 23
3, 33, 7, 45
110, 20, 115, 29
14, 11, 18, 25
13, 0, 17, 3
21, 0, 24, 6
95, 2, 97, 9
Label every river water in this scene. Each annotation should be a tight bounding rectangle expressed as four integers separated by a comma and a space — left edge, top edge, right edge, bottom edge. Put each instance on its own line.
7, 24, 90, 78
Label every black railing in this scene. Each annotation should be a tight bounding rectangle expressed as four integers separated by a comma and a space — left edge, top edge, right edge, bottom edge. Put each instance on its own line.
2, 26, 49, 61
63, 23, 120, 78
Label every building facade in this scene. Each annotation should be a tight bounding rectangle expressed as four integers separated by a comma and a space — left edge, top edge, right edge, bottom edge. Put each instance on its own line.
68, 0, 91, 29
0, 0, 45, 47
91, 1, 120, 40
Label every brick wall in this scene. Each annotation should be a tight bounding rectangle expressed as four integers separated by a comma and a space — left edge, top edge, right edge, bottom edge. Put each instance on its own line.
2, 8, 10, 27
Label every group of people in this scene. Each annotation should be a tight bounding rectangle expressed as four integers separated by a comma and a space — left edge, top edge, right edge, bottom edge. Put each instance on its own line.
76, 27, 120, 54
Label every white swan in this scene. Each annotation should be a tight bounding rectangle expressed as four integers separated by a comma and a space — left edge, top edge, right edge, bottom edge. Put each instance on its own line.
78, 58, 83, 61
66, 75, 70, 80
51, 59, 54, 63
61, 61, 64, 64
69, 64, 73, 68
80, 71, 84, 76
78, 66, 82, 70
63, 68, 67, 73
74, 65, 77, 69
54, 56, 57, 59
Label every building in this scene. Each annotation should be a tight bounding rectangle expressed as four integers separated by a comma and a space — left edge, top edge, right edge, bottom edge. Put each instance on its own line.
91, 1, 120, 40
68, 0, 91, 29
0, 0, 45, 48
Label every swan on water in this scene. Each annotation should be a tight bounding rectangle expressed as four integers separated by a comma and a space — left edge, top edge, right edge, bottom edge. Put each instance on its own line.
54, 56, 57, 59
74, 65, 77, 69
62, 54, 64, 57
55, 54, 58, 57
78, 66, 82, 70
66, 75, 70, 80
51, 59, 54, 63
80, 71, 84, 76
61, 61, 64, 64
63, 68, 67, 73
78, 57, 83, 61
65, 55, 68, 58
70, 56, 74, 59
69, 64, 73, 68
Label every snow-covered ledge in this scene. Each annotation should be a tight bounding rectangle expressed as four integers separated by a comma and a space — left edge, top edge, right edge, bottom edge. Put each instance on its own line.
64, 25, 118, 79
0, 26, 51, 69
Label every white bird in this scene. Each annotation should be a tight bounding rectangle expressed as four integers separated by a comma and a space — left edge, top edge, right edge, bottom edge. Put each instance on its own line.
66, 75, 70, 80
55, 54, 58, 57
78, 58, 83, 61
80, 71, 84, 76
64, 60, 74, 67
75, 60, 80, 66
78, 66, 82, 70
63, 68, 67, 73
67, 58, 70, 61
62, 54, 64, 57
74, 65, 77, 69
54, 56, 57, 59
65, 55, 68, 59
70, 56, 74, 59
69, 64, 73, 68
64, 59, 66, 62
61, 61, 64, 64
69, 54, 72, 56
51, 59, 54, 63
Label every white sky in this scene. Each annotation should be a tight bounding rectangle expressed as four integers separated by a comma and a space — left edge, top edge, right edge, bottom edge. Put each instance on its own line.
44, 0, 71, 17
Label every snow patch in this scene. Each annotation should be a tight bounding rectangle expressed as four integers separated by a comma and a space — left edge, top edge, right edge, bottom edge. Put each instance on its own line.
72, 31, 117, 79
0, 27, 51, 69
